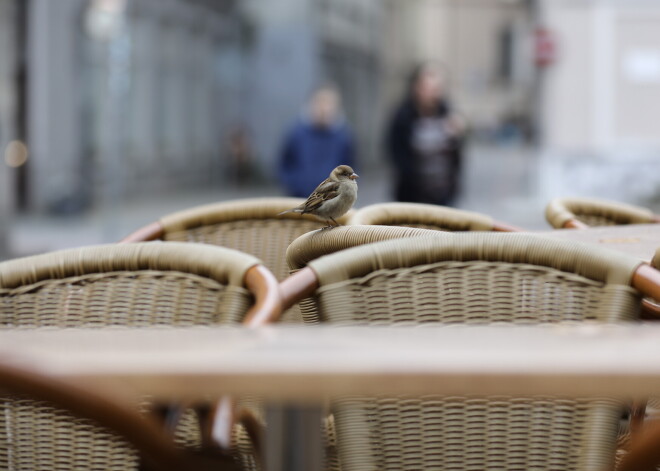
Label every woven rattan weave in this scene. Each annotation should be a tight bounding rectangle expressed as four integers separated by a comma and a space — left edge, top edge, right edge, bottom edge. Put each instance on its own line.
286, 225, 444, 324
305, 233, 642, 471
0, 396, 140, 470
0, 243, 260, 471
158, 198, 352, 323
545, 197, 656, 228
286, 225, 441, 272
160, 198, 351, 282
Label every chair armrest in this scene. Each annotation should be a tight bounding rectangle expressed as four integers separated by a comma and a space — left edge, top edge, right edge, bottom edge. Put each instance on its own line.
641, 299, 660, 320
244, 265, 283, 326
203, 264, 279, 459
563, 219, 589, 229
206, 397, 236, 451
618, 419, 660, 471
633, 264, 660, 305
119, 221, 165, 243
492, 221, 525, 232
280, 267, 320, 311
201, 398, 263, 466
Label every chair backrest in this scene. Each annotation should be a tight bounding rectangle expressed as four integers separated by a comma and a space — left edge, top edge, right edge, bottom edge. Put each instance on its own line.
124, 198, 352, 282
546, 197, 658, 229
122, 198, 353, 323
300, 233, 644, 471
305, 233, 642, 325
0, 360, 241, 471
285, 225, 442, 323
287, 225, 441, 272
348, 202, 521, 231
0, 243, 264, 327
0, 243, 269, 471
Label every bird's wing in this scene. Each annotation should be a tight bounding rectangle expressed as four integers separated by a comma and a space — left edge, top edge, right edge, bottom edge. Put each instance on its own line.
301, 179, 340, 213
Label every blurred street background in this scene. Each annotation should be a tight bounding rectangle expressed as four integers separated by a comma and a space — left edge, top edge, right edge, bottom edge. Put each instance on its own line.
1, 0, 660, 258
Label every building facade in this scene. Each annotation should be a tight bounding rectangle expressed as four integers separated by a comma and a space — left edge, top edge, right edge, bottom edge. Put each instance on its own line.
25, 0, 251, 212
17, 0, 390, 212
0, 0, 18, 254
538, 0, 660, 201
540, 0, 660, 154
18, 0, 658, 213
382, 0, 660, 202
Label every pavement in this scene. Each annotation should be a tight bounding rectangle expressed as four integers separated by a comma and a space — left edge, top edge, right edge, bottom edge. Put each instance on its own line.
3, 144, 634, 259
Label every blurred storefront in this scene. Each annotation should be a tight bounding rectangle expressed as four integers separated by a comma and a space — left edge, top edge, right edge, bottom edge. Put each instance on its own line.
540, 0, 660, 153
538, 0, 660, 201
12, 0, 389, 213
25, 0, 250, 212
386, 0, 660, 204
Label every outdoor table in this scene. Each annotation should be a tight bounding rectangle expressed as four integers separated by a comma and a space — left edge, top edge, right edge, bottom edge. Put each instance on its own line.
543, 223, 660, 262
3, 324, 660, 471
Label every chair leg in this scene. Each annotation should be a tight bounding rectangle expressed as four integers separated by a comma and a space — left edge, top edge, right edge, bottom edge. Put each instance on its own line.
152, 403, 186, 436
631, 401, 647, 437
265, 404, 324, 471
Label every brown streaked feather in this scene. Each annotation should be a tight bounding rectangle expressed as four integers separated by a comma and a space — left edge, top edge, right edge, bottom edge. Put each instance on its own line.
299, 179, 340, 214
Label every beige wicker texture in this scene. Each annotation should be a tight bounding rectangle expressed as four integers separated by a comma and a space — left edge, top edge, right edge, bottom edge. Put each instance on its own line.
324, 415, 341, 471
159, 198, 352, 323
0, 396, 140, 470
348, 202, 495, 231
333, 396, 621, 471
545, 197, 656, 228
286, 225, 445, 324
160, 198, 352, 281
232, 424, 260, 471
287, 225, 443, 271
0, 243, 260, 471
306, 234, 641, 471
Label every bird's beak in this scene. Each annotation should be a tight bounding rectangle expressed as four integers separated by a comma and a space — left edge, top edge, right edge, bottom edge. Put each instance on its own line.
350, 173, 359, 180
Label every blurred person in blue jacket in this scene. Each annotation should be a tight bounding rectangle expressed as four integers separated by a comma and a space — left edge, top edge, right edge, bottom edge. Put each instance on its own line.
278, 84, 356, 197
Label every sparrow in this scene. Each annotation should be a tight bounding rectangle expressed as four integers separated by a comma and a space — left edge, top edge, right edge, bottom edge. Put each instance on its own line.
279, 165, 359, 227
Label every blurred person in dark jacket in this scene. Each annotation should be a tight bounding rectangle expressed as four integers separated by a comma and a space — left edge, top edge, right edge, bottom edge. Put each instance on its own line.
386, 62, 465, 206
278, 84, 356, 198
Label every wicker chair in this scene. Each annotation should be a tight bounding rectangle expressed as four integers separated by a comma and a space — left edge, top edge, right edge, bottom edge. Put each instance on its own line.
0, 243, 280, 471
0, 360, 242, 471
348, 202, 523, 231
545, 197, 660, 229
122, 198, 352, 323
285, 225, 447, 469
280, 233, 660, 471
286, 225, 443, 324
619, 419, 660, 471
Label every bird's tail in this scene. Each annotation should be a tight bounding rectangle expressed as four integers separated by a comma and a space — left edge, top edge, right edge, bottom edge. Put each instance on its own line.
277, 208, 303, 216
